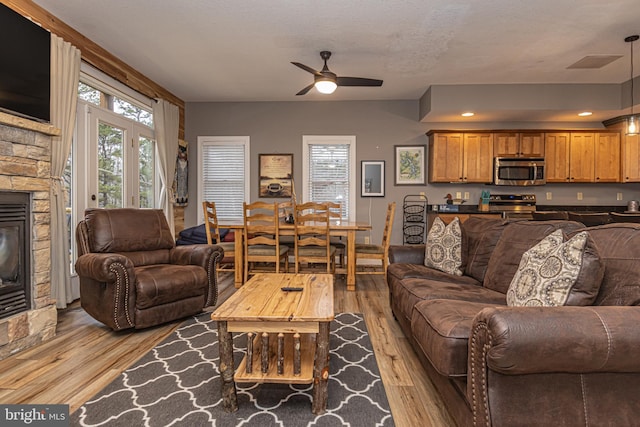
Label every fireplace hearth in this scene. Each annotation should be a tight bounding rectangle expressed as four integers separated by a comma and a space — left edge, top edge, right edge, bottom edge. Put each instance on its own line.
0, 192, 30, 320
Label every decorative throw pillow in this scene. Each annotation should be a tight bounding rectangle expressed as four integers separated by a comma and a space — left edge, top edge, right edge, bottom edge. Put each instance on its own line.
507, 230, 592, 307
425, 217, 463, 276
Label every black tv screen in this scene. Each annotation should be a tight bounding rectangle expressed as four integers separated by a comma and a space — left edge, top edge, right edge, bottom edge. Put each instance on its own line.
0, 4, 50, 123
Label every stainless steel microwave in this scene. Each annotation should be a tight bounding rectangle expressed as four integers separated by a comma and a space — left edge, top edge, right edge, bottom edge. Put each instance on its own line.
494, 157, 546, 186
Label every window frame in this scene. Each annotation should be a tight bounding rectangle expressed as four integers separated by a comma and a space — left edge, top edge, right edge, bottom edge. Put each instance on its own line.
197, 136, 251, 222
302, 135, 356, 222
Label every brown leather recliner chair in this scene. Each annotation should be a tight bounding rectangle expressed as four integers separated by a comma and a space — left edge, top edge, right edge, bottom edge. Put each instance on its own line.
75, 208, 224, 331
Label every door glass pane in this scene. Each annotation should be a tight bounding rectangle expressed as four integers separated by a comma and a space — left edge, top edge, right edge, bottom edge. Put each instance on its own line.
139, 136, 155, 208
98, 122, 124, 208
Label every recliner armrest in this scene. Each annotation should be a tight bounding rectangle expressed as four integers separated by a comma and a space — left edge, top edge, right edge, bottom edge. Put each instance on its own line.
75, 253, 135, 283
170, 244, 225, 306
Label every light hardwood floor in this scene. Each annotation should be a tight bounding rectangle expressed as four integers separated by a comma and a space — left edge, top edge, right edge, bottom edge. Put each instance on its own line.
0, 273, 456, 427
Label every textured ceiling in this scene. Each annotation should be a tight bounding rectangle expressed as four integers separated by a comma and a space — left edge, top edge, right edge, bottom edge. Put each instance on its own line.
33, 0, 640, 122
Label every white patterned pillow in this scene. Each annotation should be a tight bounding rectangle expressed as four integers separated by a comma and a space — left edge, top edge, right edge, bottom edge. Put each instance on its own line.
507, 230, 589, 307
425, 217, 462, 276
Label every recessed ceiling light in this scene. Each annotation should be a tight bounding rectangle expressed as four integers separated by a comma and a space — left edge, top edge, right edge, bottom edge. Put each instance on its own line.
461, 112, 474, 117
578, 111, 593, 117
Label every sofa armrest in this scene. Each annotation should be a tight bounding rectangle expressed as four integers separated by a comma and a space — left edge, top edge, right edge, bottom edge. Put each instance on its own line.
170, 244, 225, 306
388, 244, 425, 265
470, 306, 640, 376
75, 253, 135, 283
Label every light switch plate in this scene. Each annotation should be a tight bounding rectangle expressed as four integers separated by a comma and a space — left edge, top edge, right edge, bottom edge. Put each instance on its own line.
617, 192, 623, 201
455, 192, 462, 199
577, 192, 583, 201
464, 192, 470, 200
546, 192, 552, 200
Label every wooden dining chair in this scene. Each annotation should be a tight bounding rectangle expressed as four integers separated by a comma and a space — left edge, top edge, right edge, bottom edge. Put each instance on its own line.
243, 201, 289, 279
355, 202, 396, 276
294, 201, 336, 274
202, 201, 235, 274
326, 201, 346, 268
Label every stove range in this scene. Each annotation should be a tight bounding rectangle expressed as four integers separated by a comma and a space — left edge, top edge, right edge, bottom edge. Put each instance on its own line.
488, 194, 536, 213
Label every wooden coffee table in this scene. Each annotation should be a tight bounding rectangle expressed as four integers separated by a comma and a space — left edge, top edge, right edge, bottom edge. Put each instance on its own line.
210, 273, 334, 414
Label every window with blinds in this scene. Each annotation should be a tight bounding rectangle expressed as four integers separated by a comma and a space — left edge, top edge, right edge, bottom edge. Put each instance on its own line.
302, 136, 356, 221
197, 136, 250, 221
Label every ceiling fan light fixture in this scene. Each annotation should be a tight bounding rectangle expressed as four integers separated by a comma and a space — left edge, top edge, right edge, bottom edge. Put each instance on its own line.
315, 79, 337, 94
625, 34, 639, 135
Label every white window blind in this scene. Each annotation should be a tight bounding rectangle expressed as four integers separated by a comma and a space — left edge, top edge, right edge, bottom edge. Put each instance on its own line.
198, 136, 249, 221
303, 136, 356, 221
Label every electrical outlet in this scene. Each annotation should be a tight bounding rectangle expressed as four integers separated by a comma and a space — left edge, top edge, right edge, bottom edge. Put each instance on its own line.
455, 192, 462, 199
546, 192, 552, 200
364, 236, 370, 244
464, 191, 470, 200
577, 192, 583, 201
420, 191, 426, 200
617, 192, 623, 201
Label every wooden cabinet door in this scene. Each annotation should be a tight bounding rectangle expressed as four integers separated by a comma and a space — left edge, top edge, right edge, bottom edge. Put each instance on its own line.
463, 133, 494, 183
545, 133, 570, 182
429, 133, 463, 182
623, 133, 640, 182
493, 133, 520, 157
569, 133, 595, 182
594, 132, 621, 182
520, 133, 545, 157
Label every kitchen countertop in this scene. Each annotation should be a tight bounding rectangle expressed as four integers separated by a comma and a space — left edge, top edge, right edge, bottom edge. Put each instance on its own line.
427, 204, 629, 214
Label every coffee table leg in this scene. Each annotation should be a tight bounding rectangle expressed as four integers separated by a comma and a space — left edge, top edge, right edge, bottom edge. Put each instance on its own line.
218, 321, 238, 412
312, 321, 330, 414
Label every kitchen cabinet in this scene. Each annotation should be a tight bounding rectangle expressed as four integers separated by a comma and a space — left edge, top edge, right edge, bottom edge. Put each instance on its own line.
493, 132, 544, 157
545, 131, 620, 183
428, 132, 493, 183
594, 132, 620, 182
543, 133, 570, 182
622, 132, 640, 182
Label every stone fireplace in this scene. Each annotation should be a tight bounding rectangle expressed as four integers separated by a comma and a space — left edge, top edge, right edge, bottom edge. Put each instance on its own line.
0, 112, 58, 359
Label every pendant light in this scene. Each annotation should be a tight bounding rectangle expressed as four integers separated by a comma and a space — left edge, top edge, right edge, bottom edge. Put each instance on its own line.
626, 35, 639, 135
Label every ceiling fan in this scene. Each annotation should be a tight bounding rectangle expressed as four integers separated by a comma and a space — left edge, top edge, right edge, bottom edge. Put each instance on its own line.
291, 51, 383, 96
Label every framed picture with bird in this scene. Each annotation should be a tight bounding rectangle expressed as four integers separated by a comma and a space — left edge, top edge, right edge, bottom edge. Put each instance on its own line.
394, 145, 426, 185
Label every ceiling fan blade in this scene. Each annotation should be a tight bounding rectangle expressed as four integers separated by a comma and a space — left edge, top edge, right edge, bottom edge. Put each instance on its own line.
336, 77, 383, 87
291, 62, 322, 76
295, 83, 315, 96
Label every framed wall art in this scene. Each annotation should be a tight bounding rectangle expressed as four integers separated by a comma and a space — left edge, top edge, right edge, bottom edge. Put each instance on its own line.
259, 153, 293, 198
361, 160, 385, 197
394, 145, 426, 185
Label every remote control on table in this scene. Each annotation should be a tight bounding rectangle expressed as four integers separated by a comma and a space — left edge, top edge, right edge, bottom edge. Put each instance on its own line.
281, 287, 304, 292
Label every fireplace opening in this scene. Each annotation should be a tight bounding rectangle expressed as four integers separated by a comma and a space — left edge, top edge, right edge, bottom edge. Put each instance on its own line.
0, 192, 31, 320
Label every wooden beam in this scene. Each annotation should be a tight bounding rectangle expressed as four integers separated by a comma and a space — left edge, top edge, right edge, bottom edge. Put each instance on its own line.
1, 0, 185, 138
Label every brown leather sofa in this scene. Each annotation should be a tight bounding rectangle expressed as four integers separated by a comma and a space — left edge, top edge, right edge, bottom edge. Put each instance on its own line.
75, 208, 224, 331
388, 217, 640, 427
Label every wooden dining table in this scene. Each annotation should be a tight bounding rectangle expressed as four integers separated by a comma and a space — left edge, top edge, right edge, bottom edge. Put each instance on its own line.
219, 219, 372, 291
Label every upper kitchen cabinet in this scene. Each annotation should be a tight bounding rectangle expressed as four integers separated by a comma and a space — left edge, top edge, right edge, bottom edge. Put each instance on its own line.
545, 131, 620, 183
543, 133, 570, 182
594, 132, 620, 182
428, 131, 493, 183
493, 132, 545, 157
623, 132, 640, 182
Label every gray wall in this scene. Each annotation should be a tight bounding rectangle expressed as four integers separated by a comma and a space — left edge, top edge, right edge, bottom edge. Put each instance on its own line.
185, 100, 640, 245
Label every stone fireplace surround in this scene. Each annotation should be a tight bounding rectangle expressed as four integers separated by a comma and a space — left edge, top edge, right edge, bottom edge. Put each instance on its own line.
0, 112, 58, 359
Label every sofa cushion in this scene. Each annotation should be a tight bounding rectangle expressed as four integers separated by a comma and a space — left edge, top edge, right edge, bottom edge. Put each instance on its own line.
576, 224, 640, 306
411, 299, 501, 377
388, 263, 482, 285
425, 217, 463, 275
135, 264, 207, 309
483, 220, 586, 294
506, 230, 603, 306
461, 217, 509, 282
390, 276, 506, 327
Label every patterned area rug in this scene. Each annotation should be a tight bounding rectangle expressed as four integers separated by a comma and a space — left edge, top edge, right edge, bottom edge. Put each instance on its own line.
72, 312, 394, 426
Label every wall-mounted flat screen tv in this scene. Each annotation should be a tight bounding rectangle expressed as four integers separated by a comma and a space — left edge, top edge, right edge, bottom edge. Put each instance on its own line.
0, 4, 51, 123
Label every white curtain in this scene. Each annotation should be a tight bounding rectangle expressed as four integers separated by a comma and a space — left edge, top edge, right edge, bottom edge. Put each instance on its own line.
153, 99, 180, 235
50, 35, 81, 309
